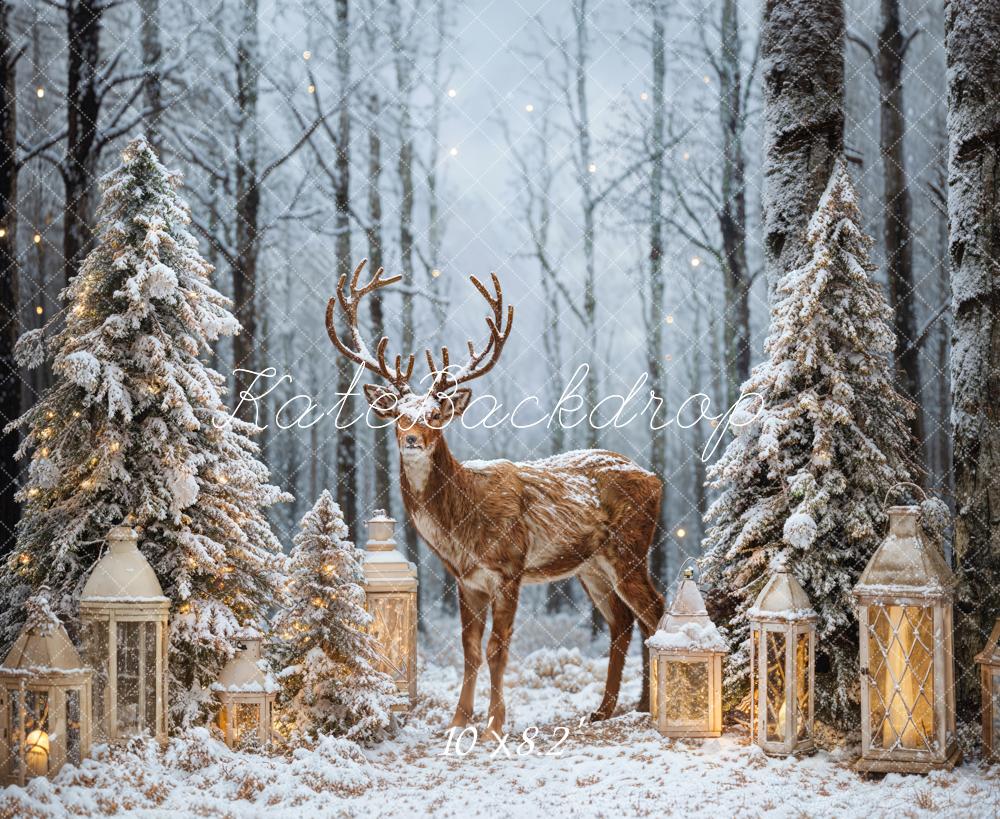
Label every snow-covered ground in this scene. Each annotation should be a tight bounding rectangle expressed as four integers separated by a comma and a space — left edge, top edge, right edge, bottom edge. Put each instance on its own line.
4, 612, 999, 818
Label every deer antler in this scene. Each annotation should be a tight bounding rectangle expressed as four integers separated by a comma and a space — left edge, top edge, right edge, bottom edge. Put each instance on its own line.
426, 272, 514, 394
326, 259, 415, 394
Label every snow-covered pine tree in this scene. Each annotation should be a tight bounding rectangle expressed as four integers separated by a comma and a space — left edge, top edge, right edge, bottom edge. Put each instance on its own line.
701, 161, 918, 726
2, 137, 289, 725
273, 491, 398, 744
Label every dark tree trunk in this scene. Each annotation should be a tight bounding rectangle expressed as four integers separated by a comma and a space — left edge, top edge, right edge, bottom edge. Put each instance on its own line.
945, 0, 1000, 713
231, 0, 260, 418
0, 0, 19, 557
333, 0, 357, 536
647, 2, 668, 588
365, 89, 392, 521
877, 0, 925, 468
139, 0, 163, 153
761, 0, 845, 293
718, 0, 751, 402
63, 0, 103, 287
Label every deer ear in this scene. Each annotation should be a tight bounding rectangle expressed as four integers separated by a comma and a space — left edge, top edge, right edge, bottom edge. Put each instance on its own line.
440, 388, 472, 421
363, 384, 400, 419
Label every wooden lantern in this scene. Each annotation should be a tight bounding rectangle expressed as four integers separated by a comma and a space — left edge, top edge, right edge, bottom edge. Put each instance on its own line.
748, 564, 817, 756
79, 526, 169, 743
853, 505, 960, 773
213, 632, 277, 749
362, 511, 417, 711
975, 618, 1000, 762
0, 600, 92, 785
647, 568, 726, 737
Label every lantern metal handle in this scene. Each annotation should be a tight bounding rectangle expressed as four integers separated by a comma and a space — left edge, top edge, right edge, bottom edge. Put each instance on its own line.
882, 481, 927, 510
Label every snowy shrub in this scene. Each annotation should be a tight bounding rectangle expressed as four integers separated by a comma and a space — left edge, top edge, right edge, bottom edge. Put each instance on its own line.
272, 491, 399, 744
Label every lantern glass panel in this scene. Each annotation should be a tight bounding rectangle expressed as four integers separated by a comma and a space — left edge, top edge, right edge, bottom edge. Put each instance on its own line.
66, 688, 82, 766
81, 620, 109, 738
796, 632, 810, 740
750, 627, 759, 735
116, 622, 142, 736
765, 630, 786, 741
661, 660, 709, 730
234, 702, 259, 742
867, 604, 935, 751
144, 624, 158, 730
370, 595, 409, 684
2, 690, 19, 777
23, 690, 49, 777
992, 670, 1000, 744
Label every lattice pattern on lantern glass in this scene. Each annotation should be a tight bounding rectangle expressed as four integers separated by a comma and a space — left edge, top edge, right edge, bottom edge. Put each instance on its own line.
369, 594, 409, 683
795, 632, 810, 741
234, 702, 260, 742
867, 605, 935, 752
65, 689, 82, 766
765, 630, 786, 742
659, 658, 709, 731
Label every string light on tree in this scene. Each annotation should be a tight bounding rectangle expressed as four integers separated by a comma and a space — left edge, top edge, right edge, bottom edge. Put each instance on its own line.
588, 163, 597, 174
524, 103, 534, 113
431, 268, 441, 278
690, 256, 701, 268
35, 306, 43, 316
307, 84, 316, 94
676, 528, 686, 539
447, 88, 457, 98
640, 91, 649, 101
302, 50, 311, 60
449, 147, 459, 157
36, 87, 44, 98
0, 227, 6, 238
665, 314, 674, 324
33, 233, 41, 244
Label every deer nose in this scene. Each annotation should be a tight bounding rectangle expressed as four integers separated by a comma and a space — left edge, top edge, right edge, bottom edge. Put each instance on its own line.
405, 434, 418, 446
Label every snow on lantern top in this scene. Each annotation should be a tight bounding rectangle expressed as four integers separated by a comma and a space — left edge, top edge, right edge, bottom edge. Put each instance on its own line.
366, 509, 396, 547
81, 526, 168, 602
1, 597, 85, 675
854, 505, 955, 599
212, 634, 278, 694
646, 573, 727, 653
747, 564, 818, 622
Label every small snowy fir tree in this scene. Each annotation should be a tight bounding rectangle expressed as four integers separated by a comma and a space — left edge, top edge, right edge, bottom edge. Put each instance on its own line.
2, 138, 289, 725
701, 161, 918, 726
273, 492, 398, 744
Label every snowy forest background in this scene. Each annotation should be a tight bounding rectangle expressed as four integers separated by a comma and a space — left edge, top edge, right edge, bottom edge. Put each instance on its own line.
0, 0, 965, 619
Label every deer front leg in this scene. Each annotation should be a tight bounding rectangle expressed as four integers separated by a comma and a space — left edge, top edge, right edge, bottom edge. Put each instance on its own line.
450, 584, 490, 731
485, 578, 520, 741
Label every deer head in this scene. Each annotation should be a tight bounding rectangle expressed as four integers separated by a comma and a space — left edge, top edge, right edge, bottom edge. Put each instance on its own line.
325, 259, 514, 459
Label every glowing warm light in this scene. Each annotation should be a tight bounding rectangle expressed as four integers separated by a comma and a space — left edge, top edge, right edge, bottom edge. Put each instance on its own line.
36, 87, 45, 99
665, 315, 674, 324
302, 50, 311, 60
307, 84, 316, 94
41, 427, 52, 439
24, 729, 49, 776
640, 91, 649, 101
110, 441, 120, 453
80, 479, 93, 490
35, 305, 43, 315
676, 528, 686, 539
219, 474, 228, 484
33, 233, 41, 244
0, 228, 6, 238
431, 268, 441, 278
18, 551, 31, 563
525, 103, 534, 112
682, 152, 690, 161
447, 88, 457, 98
690, 256, 701, 268
449, 147, 458, 157
664, 353, 673, 361
588, 163, 597, 173
703, 75, 710, 84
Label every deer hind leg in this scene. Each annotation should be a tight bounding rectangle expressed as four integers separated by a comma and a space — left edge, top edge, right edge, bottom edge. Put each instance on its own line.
485, 578, 520, 740
579, 571, 634, 722
451, 584, 491, 731
613, 568, 664, 713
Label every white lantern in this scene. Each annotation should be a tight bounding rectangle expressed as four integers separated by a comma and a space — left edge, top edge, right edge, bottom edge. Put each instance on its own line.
80, 526, 169, 743
213, 632, 277, 749
362, 511, 417, 711
853, 505, 960, 773
748, 564, 817, 756
646, 568, 726, 737
0, 605, 92, 785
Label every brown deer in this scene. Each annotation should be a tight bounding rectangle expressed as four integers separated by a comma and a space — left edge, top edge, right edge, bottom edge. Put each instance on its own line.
327, 259, 664, 736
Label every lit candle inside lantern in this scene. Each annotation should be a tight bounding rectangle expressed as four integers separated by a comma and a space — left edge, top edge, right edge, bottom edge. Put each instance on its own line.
24, 729, 50, 776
